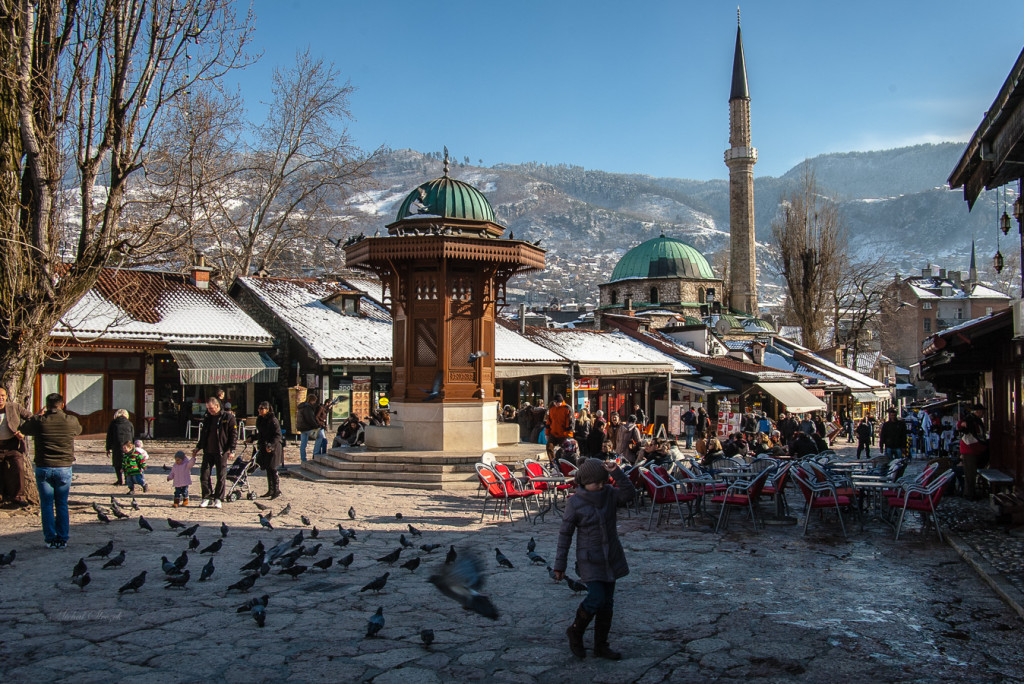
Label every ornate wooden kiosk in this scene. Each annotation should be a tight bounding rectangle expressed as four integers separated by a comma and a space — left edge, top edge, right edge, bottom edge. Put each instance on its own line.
345, 156, 545, 451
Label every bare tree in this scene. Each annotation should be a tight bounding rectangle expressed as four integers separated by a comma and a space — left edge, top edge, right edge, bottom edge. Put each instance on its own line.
0, 0, 253, 403
160, 50, 382, 283
768, 168, 847, 349
830, 258, 887, 369
984, 249, 1021, 298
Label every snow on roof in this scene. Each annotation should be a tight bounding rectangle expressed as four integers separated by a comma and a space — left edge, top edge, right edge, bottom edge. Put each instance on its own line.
771, 336, 882, 390
523, 327, 694, 373
970, 283, 1012, 299
855, 351, 881, 375
908, 284, 940, 299
53, 269, 273, 346
494, 324, 565, 364
237, 277, 392, 364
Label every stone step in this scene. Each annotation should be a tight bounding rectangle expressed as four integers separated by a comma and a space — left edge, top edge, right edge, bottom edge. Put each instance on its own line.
298, 462, 479, 491
327, 447, 486, 466
302, 460, 477, 484
312, 453, 476, 474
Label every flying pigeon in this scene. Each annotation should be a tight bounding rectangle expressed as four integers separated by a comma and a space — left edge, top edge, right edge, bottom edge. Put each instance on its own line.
421, 372, 443, 402
118, 571, 147, 593
468, 350, 488, 364
428, 550, 499, 620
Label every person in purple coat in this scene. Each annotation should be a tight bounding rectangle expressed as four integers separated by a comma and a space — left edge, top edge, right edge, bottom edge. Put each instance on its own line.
553, 458, 635, 660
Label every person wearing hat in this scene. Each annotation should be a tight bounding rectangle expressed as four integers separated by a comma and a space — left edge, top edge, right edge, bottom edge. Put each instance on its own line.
553, 458, 635, 660
878, 407, 907, 467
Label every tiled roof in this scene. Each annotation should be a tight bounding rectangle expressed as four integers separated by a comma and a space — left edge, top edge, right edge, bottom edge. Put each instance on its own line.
236, 277, 392, 364
53, 269, 273, 345
523, 327, 694, 373
494, 323, 565, 363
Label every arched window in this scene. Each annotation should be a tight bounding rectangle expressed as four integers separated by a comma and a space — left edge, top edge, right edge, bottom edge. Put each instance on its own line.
610, 290, 618, 305
698, 286, 706, 304
650, 287, 658, 304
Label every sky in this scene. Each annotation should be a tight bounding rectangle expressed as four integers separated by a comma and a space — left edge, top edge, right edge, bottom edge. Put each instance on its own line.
231, 0, 1024, 181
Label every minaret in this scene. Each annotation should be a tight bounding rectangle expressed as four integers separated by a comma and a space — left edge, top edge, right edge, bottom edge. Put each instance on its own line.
725, 10, 758, 316
969, 240, 978, 284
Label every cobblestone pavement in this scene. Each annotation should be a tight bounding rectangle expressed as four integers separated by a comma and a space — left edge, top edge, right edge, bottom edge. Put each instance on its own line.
940, 497, 1024, 598
0, 441, 1022, 683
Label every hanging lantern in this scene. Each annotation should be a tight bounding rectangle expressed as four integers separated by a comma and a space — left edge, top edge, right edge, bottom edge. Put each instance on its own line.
1001, 211, 1012, 235
1015, 194, 1024, 225
994, 250, 1005, 274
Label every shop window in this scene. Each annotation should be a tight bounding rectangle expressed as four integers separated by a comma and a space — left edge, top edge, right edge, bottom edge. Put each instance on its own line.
65, 374, 103, 415
111, 378, 136, 414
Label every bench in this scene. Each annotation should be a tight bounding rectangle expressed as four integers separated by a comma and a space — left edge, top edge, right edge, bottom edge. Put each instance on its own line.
978, 469, 1015, 495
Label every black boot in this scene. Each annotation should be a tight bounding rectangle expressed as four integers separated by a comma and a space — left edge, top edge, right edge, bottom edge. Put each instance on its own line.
593, 609, 622, 660
566, 606, 594, 658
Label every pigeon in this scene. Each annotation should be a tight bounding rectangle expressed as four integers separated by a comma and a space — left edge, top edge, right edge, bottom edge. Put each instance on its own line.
290, 531, 304, 548
312, 557, 333, 571
400, 556, 421, 572
376, 548, 402, 565
102, 550, 126, 569
333, 536, 350, 548
365, 607, 384, 638
495, 548, 514, 569
71, 572, 91, 590
174, 551, 188, 570
408, 524, 422, 537
339, 527, 357, 540
267, 540, 292, 562
279, 503, 292, 517
260, 562, 270, 577
348, 507, 356, 520
527, 537, 536, 553
259, 515, 273, 530
199, 557, 215, 582
254, 501, 270, 511
227, 573, 258, 593
422, 372, 443, 402
395, 512, 403, 520
547, 565, 559, 582
118, 571, 147, 593
161, 556, 182, 575
220, 522, 229, 538
110, 502, 129, 519
428, 550, 499, 620
88, 541, 113, 559
138, 516, 153, 532
301, 515, 311, 526
92, 502, 108, 516
527, 551, 546, 565
310, 526, 319, 539
110, 495, 124, 507
200, 539, 223, 555
360, 572, 389, 593
178, 524, 200, 538
399, 534, 414, 548
278, 565, 307, 580
131, 498, 140, 511
164, 570, 191, 589
338, 553, 354, 570
420, 544, 441, 554
167, 518, 186, 529
301, 543, 322, 557
162, 464, 170, 471
566, 576, 587, 594
72, 558, 87, 578
240, 554, 265, 572
96, 510, 111, 524
420, 629, 434, 648
188, 535, 200, 551
275, 555, 297, 570
251, 540, 265, 556
468, 350, 488, 363
236, 595, 269, 613
251, 603, 266, 628
445, 545, 457, 565
0, 549, 15, 567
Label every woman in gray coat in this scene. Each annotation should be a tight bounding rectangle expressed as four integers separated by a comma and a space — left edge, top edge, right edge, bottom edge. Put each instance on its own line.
250, 402, 283, 499
553, 458, 635, 660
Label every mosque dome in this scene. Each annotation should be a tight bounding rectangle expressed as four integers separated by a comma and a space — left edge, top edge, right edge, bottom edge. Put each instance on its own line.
609, 235, 715, 282
395, 175, 497, 223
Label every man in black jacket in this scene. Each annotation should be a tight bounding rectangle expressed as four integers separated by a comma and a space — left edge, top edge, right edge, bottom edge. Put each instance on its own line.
16, 393, 82, 548
191, 397, 237, 509
878, 408, 907, 464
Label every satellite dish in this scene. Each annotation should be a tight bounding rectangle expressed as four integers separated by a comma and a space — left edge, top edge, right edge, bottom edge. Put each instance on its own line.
715, 319, 731, 335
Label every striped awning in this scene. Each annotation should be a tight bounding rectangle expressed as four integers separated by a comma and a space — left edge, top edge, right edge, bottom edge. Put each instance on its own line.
495, 364, 567, 379
169, 349, 279, 386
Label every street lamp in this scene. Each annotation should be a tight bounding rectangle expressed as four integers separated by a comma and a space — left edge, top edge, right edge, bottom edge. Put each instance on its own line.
994, 250, 1005, 274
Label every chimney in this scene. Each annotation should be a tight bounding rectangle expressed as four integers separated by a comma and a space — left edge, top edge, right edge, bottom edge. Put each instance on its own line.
938, 268, 946, 280
922, 265, 932, 278
518, 303, 526, 335
751, 341, 766, 366
190, 254, 213, 290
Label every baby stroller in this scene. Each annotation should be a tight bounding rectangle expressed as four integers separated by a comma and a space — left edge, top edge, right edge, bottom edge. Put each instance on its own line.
224, 448, 259, 502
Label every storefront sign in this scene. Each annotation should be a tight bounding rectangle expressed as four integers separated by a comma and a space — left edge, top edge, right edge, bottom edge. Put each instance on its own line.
573, 377, 599, 390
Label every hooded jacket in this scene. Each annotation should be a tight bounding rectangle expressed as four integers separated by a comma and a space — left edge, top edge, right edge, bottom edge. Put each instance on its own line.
554, 468, 635, 583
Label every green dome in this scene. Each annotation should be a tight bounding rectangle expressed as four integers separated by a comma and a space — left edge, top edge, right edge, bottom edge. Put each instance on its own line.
609, 235, 715, 282
395, 176, 496, 223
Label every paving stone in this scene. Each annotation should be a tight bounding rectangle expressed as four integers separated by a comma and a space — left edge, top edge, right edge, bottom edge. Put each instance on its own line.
371, 666, 441, 684
684, 637, 729, 655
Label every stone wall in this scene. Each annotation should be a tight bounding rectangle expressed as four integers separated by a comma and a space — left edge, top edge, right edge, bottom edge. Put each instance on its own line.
598, 277, 722, 308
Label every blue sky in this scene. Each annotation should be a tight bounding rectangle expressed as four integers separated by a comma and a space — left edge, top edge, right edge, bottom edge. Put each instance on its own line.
234, 0, 1024, 180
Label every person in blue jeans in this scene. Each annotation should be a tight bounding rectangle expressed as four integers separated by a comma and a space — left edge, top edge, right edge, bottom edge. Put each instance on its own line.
15, 393, 82, 549
295, 394, 319, 464
682, 407, 696, 450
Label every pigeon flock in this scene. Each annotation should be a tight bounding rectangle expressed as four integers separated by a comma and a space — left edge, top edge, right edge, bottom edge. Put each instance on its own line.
0, 496, 591, 643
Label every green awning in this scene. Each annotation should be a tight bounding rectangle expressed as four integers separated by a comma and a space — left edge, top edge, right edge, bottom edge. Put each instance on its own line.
169, 349, 279, 386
